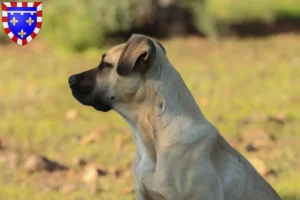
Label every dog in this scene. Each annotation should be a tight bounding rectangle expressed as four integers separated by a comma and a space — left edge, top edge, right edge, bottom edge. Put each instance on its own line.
68, 34, 281, 200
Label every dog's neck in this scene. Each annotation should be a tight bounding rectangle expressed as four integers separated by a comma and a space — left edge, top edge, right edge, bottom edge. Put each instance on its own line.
114, 54, 209, 163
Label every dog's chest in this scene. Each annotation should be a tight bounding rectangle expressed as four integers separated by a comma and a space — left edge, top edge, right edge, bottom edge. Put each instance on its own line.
130, 127, 161, 194
125, 120, 169, 198
132, 128, 155, 176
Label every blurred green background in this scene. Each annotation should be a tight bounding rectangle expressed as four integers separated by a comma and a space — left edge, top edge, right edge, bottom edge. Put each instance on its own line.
0, 0, 300, 199
1, 0, 300, 51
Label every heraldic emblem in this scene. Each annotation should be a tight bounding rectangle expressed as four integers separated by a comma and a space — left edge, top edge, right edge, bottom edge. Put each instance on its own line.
2, 2, 42, 46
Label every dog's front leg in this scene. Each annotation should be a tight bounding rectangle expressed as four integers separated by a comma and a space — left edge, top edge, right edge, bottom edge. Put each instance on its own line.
135, 187, 156, 200
136, 188, 167, 200
135, 189, 148, 200
133, 155, 165, 200
132, 152, 153, 200
136, 159, 156, 199
132, 152, 145, 200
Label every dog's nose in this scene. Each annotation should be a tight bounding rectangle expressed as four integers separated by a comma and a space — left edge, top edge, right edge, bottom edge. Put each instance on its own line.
68, 75, 77, 86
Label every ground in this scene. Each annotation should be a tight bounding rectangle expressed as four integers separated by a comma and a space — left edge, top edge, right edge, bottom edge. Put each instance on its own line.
0, 34, 299, 200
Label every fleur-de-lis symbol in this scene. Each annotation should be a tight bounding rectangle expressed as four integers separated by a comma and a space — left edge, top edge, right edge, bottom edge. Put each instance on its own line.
26, 17, 34, 26
18, 29, 26, 38
10, 17, 18, 26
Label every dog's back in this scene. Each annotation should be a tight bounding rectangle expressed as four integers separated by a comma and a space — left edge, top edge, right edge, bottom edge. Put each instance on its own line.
212, 136, 281, 200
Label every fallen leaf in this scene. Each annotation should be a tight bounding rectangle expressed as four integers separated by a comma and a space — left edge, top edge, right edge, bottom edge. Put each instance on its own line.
265, 169, 279, 178
123, 186, 135, 194
198, 97, 209, 108
246, 143, 257, 152
72, 157, 87, 167
247, 157, 268, 176
24, 154, 68, 173
82, 165, 99, 183
122, 170, 132, 179
82, 164, 107, 183
243, 129, 272, 151
80, 127, 106, 145
108, 166, 121, 178
115, 133, 123, 150
246, 112, 262, 123
59, 183, 77, 194
65, 109, 77, 121
66, 169, 81, 180
0, 139, 4, 150
0, 151, 20, 168
267, 112, 285, 125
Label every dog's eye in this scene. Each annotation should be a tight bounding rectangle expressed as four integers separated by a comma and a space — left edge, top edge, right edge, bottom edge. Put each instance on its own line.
103, 61, 112, 68
99, 60, 112, 70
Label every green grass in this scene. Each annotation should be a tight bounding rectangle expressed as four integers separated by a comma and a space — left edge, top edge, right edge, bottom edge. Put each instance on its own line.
0, 34, 300, 199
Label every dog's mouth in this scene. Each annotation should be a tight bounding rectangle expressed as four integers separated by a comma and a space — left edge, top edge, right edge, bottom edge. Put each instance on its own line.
72, 92, 111, 112
72, 91, 90, 103
69, 76, 111, 112
93, 104, 111, 112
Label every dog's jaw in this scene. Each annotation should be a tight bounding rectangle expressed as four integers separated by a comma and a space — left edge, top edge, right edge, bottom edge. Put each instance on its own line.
93, 105, 111, 112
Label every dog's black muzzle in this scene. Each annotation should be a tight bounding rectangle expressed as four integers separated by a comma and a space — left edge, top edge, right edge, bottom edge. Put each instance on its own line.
68, 68, 111, 112
69, 69, 96, 105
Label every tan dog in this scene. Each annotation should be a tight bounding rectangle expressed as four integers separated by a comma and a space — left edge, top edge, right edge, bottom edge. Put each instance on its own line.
68, 34, 281, 200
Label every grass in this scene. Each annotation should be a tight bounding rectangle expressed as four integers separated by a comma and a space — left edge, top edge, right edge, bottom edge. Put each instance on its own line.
0, 34, 300, 199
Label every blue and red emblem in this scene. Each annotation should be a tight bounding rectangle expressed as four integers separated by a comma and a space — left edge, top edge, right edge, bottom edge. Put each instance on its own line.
2, 2, 42, 46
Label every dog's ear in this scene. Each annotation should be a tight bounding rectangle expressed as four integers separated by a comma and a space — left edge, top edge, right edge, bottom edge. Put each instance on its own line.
117, 34, 156, 76
155, 40, 166, 55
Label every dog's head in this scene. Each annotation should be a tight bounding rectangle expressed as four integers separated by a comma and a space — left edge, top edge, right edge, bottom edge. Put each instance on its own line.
68, 34, 166, 112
